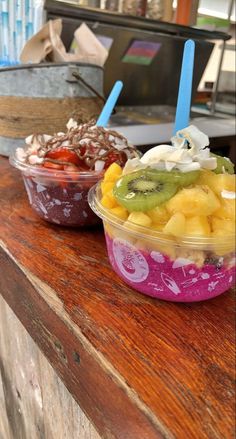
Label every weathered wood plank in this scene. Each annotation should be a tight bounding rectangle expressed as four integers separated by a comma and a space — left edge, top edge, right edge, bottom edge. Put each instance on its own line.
0, 247, 161, 439
0, 295, 101, 439
0, 367, 11, 439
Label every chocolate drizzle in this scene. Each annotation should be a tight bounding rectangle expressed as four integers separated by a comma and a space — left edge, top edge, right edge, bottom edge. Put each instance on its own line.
27, 120, 138, 170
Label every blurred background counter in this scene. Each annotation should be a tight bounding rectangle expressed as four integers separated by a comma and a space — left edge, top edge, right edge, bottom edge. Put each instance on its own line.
0, 0, 235, 161
44, 0, 236, 162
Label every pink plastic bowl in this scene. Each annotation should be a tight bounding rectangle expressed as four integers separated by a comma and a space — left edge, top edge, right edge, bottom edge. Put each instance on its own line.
88, 183, 235, 302
10, 151, 102, 227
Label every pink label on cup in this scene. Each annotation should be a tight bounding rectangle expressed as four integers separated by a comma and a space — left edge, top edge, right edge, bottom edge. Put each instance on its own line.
112, 238, 149, 283
106, 234, 235, 302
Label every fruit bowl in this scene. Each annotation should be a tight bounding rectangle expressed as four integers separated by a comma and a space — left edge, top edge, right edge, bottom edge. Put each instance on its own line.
9, 118, 140, 227
88, 183, 235, 302
10, 151, 102, 226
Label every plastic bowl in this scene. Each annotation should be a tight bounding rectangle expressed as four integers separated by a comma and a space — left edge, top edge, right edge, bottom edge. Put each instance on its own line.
89, 183, 235, 302
10, 151, 102, 227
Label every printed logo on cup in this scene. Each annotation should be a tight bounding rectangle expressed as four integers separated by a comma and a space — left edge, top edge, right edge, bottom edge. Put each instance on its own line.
112, 238, 149, 283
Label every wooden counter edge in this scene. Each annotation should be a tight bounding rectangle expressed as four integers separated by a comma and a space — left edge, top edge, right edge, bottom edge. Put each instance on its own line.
0, 241, 170, 439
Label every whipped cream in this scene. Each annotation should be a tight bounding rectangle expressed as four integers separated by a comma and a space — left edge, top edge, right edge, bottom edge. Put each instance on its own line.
123, 125, 217, 175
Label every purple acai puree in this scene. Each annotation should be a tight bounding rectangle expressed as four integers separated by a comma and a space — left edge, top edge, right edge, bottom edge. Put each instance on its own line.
23, 176, 100, 226
105, 233, 235, 302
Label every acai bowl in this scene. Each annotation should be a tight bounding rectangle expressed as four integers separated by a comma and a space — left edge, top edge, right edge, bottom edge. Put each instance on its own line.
10, 119, 139, 227
89, 125, 236, 302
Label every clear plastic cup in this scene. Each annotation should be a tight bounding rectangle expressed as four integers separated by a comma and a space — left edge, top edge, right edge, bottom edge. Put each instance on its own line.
10, 151, 103, 227
89, 183, 236, 302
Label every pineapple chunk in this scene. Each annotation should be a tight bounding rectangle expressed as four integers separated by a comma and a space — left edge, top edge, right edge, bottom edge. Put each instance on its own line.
107, 190, 118, 205
196, 170, 215, 188
185, 216, 210, 236
103, 163, 122, 182
101, 181, 114, 196
211, 217, 236, 255
214, 198, 236, 221
166, 185, 220, 217
197, 171, 235, 197
123, 213, 153, 238
163, 212, 186, 237
127, 212, 152, 227
213, 174, 235, 197
211, 217, 235, 235
101, 192, 118, 209
147, 205, 170, 224
110, 206, 128, 221
151, 223, 164, 232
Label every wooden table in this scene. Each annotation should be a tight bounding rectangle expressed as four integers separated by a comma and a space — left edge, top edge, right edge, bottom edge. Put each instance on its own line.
0, 156, 235, 439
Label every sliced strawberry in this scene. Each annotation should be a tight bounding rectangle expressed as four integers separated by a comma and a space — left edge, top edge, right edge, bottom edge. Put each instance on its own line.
104, 151, 127, 169
43, 161, 64, 170
45, 147, 83, 167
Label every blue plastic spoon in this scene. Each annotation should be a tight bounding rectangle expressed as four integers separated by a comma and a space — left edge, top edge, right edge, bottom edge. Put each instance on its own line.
96, 80, 123, 127
173, 39, 195, 134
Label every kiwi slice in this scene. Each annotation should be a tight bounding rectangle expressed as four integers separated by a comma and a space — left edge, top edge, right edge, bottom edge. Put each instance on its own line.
113, 169, 178, 212
211, 153, 234, 174
148, 169, 200, 187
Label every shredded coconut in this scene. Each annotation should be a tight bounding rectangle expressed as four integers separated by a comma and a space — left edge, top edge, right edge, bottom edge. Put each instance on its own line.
123, 125, 217, 174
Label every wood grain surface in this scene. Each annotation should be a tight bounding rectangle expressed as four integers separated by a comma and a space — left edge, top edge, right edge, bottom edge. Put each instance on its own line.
0, 156, 235, 439
0, 295, 101, 439
0, 96, 102, 137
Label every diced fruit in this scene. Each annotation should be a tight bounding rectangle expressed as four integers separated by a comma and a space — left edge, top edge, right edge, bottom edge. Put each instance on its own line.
215, 174, 236, 197
150, 223, 164, 232
45, 147, 84, 167
110, 206, 128, 221
211, 217, 235, 235
147, 205, 170, 224
213, 241, 235, 256
127, 212, 152, 227
197, 171, 236, 197
196, 170, 213, 185
185, 216, 210, 236
196, 170, 215, 191
166, 185, 220, 217
113, 169, 178, 212
214, 198, 236, 221
106, 190, 118, 205
101, 193, 117, 209
211, 217, 236, 255
43, 161, 64, 170
103, 163, 122, 182
104, 151, 127, 169
163, 212, 186, 237
101, 181, 114, 195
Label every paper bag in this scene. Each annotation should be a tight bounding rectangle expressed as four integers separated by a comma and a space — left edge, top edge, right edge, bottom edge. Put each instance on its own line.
20, 20, 108, 67
20, 19, 62, 63
71, 23, 108, 67
48, 20, 80, 62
